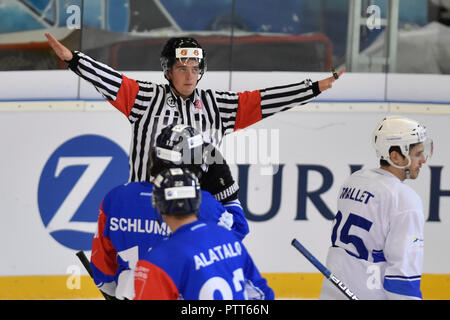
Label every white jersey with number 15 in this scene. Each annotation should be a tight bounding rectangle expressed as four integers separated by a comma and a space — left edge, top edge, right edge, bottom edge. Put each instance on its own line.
320, 168, 424, 300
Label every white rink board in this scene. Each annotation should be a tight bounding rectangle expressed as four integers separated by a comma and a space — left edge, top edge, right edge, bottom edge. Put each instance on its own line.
224, 110, 450, 274
1, 70, 450, 103
0, 103, 449, 277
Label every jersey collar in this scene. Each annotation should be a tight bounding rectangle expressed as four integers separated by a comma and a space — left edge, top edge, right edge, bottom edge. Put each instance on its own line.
174, 220, 206, 235
167, 85, 197, 104
374, 167, 403, 182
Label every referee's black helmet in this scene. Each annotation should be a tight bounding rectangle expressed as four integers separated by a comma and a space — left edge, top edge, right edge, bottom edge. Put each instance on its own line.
152, 168, 202, 216
160, 37, 207, 80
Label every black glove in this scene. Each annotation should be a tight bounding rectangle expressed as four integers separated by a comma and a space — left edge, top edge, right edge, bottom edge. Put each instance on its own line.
200, 146, 239, 203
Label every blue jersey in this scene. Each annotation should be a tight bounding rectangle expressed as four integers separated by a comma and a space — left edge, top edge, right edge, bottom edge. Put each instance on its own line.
134, 221, 274, 300
91, 181, 248, 297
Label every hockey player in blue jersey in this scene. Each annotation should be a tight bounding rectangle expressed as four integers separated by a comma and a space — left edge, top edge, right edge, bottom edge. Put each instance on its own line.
134, 168, 274, 300
90, 124, 249, 299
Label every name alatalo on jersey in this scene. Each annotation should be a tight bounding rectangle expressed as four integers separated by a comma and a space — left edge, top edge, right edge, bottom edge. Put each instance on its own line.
194, 241, 242, 270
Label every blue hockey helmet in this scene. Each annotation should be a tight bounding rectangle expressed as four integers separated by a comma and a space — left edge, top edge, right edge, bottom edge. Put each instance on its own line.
152, 167, 202, 216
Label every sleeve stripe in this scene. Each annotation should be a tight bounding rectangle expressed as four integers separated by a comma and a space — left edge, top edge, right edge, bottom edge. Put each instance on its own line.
77, 62, 122, 89
77, 61, 122, 89
135, 81, 154, 92
76, 65, 121, 98
128, 114, 139, 122
261, 93, 316, 112
77, 52, 123, 81
130, 102, 149, 111
222, 120, 237, 128
261, 106, 293, 117
384, 277, 422, 298
217, 98, 239, 105
223, 125, 235, 133
261, 90, 314, 106
218, 107, 237, 114
260, 81, 308, 92
135, 95, 153, 102
261, 85, 312, 101
385, 275, 421, 280
215, 91, 239, 97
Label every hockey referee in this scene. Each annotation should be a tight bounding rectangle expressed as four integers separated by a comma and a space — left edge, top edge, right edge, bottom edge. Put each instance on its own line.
45, 33, 344, 182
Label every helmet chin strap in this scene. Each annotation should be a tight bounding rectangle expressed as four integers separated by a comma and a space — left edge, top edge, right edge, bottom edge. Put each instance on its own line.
167, 79, 177, 94
405, 168, 411, 179
165, 77, 183, 98
387, 156, 412, 179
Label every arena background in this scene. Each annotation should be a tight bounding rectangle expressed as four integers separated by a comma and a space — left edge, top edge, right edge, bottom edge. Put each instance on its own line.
0, 0, 449, 299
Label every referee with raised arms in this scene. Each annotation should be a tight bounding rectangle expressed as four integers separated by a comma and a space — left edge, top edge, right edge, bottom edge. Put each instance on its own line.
45, 33, 344, 182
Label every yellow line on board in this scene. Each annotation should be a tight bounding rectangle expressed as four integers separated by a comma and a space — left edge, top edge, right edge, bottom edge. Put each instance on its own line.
421, 274, 450, 300
263, 273, 450, 300
263, 273, 324, 299
0, 275, 102, 300
0, 273, 449, 300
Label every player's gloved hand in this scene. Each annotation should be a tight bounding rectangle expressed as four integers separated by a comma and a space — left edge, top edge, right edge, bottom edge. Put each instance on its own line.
217, 211, 234, 230
200, 146, 239, 203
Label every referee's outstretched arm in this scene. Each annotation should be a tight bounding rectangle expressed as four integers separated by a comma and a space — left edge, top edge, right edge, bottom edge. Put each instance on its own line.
45, 33, 73, 62
44, 33, 344, 94
44, 32, 345, 182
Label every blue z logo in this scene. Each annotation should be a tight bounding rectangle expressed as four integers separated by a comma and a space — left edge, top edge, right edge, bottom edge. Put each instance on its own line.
38, 135, 129, 250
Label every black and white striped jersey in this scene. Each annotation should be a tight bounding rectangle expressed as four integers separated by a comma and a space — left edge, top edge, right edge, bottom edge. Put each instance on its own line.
68, 51, 321, 182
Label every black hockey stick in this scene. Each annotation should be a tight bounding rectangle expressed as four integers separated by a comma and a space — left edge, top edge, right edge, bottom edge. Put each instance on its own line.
291, 239, 359, 300
76, 250, 115, 300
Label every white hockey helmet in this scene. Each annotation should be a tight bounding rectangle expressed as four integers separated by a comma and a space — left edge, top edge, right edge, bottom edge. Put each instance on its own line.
373, 116, 433, 169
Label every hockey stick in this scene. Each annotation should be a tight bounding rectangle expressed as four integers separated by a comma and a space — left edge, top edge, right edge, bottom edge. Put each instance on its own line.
75, 250, 115, 300
291, 239, 359, 300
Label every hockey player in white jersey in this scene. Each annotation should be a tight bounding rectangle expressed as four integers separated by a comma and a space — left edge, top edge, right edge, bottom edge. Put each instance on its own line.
319, 116, 433, 300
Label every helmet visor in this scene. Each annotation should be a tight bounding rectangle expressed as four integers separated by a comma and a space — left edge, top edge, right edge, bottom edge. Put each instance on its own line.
424, 138, 433, 161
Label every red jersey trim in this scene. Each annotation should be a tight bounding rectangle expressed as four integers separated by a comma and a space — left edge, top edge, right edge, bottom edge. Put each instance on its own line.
234, 90, 262, 131
91, 203, 118, 276
107, 74, 139, 117
134, 260, 180, 300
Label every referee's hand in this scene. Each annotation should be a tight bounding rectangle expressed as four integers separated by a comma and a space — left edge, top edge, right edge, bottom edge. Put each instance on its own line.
318, 67, 346, 92
45, 33, 73, 62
